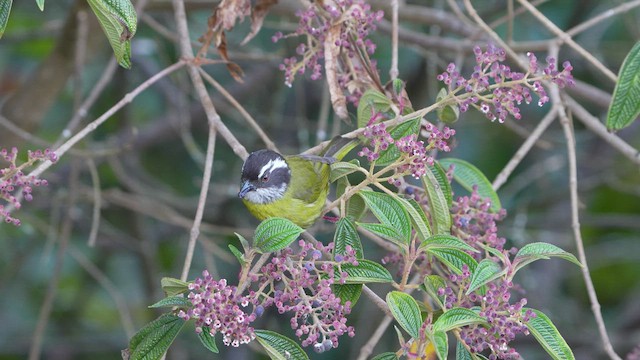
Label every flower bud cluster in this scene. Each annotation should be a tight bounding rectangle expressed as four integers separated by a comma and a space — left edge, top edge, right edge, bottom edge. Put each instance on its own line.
1, 147, 56, 226
450, 185, 508, 255
437, 44, 575, 123
254, 240, 357, 351
274, 0, 383, 93
178, 271, 256, 347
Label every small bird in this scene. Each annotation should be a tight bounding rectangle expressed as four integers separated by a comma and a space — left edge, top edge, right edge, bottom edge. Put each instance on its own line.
238, 138, 357, 228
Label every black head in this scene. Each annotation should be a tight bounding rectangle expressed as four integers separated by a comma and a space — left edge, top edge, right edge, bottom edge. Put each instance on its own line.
238, 150, 291, 204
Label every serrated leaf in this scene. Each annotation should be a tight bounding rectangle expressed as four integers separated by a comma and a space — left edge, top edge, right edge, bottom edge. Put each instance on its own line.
128, 313, 185, 360
332, 283, 362, 306
330, 159, 362, 182
197, 327, 219, 353
431, 331, 448, 360
228, 244, 244, 265
423, 275, 447, 310
339, 259, 393, 284
358, 190, 412, 244
148, 296, 192, 309
430, 162, 453, 207
376, 118, 421, 166
428, 248, 478, 275
334, 217, 363, 258
419, 234, 478, 253
386, 291, 422, 339
439, 158, 501, 213
371, 352, 399, 360
396, 196, 432, 242
434, 307, 487, 333
358, 222, 407, 248
160, 277, 190, 297
36, 0, 44, 10
607, 41, 640, 131
255, 330, 310, 360
254, 217, 303, 253
357, 89, 393, 128
513, 242, 582, 274
456, 341, 473, 360
87, 0, 137, 68
0, 0, 12, 39
524, 308, 575, 360
235, 232, 250, 250
422, 168, 452, 234
466, 259, 505, 295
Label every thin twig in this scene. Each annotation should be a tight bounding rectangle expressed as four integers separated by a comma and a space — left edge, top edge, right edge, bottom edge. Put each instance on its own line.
28, 161, 80, 360
198, 67, 277, 151
548, 44, 622, 360
356, 315, 393, 360
389, 0, 399, 80
492, 107, 557, 191
27, 61, 187, 180
566, 0, 640, 37
68, 247, 135, 337
86, 158, 101, 247
515, 0, 617, 82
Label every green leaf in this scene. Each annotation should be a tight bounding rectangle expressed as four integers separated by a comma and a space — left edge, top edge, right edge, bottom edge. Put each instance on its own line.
148, 296, 191, 309
255, 330, 310, 360
358, 222, 407, 248
36, 0, 44, 10
428, 248, 478, 275
386, 291, 422, 339
160, 277, 189, 297
198, 327, 219, 353
513, 242, 582, 275
439, 158, 501, 213
330, 159, 362, 182
436, 87, 459, 124
339, 259, 393, 284
235, 232, 250, 250
419, 234, 478, 253
396, 197, 432, 242
228, 244, 244, 265
254, 217, 303, 253
357, 89, 393, 128
431, 330, 448, 360
524, 308, 575, 360
334, 217, 364, 258
86, 0, 137, 68
422, 168, 452, 234
128, 313, 185, 360
456, 341, 473, 360
358, 190, 412, 244
332, 283, 362, 306
434, 307, 487, 333
607, 41, 640, 131
376, 118, 421, 166
0, 0, 12, 39
423, 275, 447, 310
466, 259, 505, 295
371, 352, 399, 360
430, 162, 453, 207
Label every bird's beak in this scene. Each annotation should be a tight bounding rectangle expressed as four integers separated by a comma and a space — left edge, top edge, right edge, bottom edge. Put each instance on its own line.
238, 181, 254, 198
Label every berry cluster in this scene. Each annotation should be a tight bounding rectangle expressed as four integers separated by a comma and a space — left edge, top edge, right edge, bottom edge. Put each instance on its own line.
178, 272, 256, 347
437, 44, 575, 123
1, 147, 57, 226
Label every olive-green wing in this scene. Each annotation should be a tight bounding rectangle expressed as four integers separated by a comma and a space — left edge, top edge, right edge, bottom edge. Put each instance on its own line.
286, 156, 329, 203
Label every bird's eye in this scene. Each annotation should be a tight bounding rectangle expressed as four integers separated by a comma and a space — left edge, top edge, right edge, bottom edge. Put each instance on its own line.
261, 175, 269, 182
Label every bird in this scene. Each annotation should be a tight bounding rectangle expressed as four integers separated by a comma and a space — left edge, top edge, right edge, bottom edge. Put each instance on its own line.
238, 137, 357, 228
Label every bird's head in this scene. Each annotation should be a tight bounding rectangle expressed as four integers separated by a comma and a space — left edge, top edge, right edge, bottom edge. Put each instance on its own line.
238, 150, 291, 204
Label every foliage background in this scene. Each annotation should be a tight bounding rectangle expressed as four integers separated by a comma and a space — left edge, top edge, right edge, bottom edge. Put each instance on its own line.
1, 0, 639, 359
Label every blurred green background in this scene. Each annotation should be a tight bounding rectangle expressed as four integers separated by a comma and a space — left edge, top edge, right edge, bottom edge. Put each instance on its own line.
1, 0, 639, 359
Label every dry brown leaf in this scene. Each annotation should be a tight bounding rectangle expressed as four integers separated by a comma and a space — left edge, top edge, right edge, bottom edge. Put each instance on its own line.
324, 24, 348, 120
241, 0, 278, 46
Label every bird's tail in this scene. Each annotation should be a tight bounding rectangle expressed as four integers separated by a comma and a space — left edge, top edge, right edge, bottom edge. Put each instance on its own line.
320, 136, 359, 162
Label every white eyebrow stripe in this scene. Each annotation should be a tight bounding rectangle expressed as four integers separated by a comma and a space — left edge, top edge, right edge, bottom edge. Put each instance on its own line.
258, 158, 288, 178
